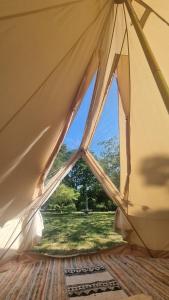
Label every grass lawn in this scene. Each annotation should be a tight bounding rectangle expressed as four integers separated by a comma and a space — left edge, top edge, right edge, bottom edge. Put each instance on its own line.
33, 211, 124, 255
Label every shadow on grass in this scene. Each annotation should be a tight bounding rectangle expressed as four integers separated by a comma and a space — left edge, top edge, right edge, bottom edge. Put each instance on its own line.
33, 212, 124, 255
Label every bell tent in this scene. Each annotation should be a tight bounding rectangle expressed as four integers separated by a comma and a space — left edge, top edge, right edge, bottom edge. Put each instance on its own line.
0, 1, 169, 296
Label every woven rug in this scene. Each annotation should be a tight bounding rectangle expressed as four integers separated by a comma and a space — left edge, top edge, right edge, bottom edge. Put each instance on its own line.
65, 263, 126, 299
0, 251, 169, 299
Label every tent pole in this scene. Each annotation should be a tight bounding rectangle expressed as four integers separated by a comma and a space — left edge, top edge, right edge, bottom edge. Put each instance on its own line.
125, 0, 169, 114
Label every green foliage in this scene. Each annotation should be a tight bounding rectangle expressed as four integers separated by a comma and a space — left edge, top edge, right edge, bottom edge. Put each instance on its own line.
96, 137, 120, 189
45, 136, 120, 212
64, 158, 117, 211
45, 183, 79, 213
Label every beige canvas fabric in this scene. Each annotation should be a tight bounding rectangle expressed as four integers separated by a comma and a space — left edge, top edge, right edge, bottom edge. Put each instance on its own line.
83, 150, 133, 242
42, 51, 99, 184
118, 97, 128, 197
116, 3, 169, 251
81, 3, 128, 150
117, 55, 130, 118
117, 55, 131, 209
0, 0, 111, 225
83, 150, 124, 206
0, 151, 81, 259
0, 0, 169, 258
81, 5, 116, 149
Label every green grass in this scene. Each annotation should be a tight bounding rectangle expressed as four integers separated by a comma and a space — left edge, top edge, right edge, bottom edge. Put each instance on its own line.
33, 212, 124, 255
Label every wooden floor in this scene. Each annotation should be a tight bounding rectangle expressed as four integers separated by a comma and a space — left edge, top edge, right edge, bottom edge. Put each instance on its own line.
0, 249, 169, 300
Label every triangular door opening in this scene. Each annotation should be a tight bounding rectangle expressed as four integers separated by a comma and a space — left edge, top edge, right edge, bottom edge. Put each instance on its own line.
89, 79, 120, 190
46, 75, 96, 181
33, 157, 123, 256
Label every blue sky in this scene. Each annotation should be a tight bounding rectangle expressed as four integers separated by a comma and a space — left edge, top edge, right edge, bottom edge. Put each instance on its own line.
64, 76, 119, 154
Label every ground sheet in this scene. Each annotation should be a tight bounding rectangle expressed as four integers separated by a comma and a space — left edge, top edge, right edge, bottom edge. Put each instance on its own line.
0, 249, 169, 300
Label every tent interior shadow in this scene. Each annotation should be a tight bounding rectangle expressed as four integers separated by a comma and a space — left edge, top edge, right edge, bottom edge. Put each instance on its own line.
139, 155, 169, 190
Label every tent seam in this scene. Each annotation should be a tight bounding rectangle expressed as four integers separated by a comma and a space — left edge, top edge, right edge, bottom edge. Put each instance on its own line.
122, 3, 132, 214
0, 0, 110, 136
0, 0, 86, 20
81, 4, 119, 149
39, 2, 111, 187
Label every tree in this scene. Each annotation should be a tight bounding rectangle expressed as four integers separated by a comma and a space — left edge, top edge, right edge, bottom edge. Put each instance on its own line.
64, 158, 97, 211
45, 137, 120, 213
96, 137, 120, 189
45, 183, 79, 213
64, 158, 117, 211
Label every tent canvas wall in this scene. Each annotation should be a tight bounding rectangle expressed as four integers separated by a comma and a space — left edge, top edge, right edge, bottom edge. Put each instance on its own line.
0, 0, 169, 260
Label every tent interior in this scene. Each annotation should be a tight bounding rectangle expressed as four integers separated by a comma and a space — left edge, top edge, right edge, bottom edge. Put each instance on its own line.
0, 0, 169, 299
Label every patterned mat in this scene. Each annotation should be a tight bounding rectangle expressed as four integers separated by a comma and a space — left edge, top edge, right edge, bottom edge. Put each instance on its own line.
65, 265, 105, 276
0, 251, 169, 299
67, 279, 122, 297
65, 264, 123, 298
